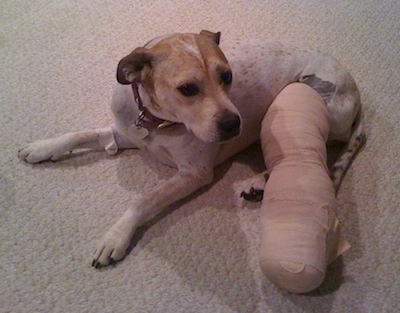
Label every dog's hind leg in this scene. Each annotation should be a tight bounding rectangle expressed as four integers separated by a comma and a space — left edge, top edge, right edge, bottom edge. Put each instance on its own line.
235, 171, 269, 202
329, 105, 366, 193
299, 68, 366, 193
18, 126, 122, 163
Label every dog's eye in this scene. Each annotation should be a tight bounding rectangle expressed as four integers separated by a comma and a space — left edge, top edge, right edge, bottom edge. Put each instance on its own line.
221, 71, 232, 85
177, 83, 199, 97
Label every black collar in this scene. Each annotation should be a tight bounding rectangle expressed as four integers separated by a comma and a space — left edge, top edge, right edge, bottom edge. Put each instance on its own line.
131, 83, 175, 130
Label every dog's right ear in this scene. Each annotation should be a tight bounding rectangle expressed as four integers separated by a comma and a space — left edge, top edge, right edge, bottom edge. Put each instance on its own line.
116, 47, 153, 85
200, 30, 221, 45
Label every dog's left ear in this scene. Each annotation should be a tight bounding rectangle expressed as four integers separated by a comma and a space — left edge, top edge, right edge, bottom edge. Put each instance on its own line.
200, 30, 221, 45
116, 47, 153, 85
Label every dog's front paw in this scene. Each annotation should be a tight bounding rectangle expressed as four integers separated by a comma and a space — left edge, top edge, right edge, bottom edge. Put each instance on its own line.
18, 136, 73, 163
92, 227, 132, 268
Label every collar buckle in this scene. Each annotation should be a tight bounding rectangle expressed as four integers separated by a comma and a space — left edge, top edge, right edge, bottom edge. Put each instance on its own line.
135, 109, 146, 128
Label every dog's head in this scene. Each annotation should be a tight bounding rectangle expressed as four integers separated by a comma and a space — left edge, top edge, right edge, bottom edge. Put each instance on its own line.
116, 30, 241, 143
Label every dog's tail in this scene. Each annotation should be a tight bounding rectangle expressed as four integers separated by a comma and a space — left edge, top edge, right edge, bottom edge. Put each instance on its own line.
330, 103, 366, 193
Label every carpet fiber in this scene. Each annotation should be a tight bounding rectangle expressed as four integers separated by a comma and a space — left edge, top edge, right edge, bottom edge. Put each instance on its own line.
1, 1, 399, 312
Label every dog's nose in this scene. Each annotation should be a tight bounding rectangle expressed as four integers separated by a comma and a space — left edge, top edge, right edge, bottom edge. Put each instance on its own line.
218, 111, 241, 140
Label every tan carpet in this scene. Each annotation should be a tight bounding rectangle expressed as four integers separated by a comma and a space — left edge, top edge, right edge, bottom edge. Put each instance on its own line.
1, 1, 399, 312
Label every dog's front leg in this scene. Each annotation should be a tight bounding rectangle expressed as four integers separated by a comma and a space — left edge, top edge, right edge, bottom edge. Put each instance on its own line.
18, 127, 119, 163
92, 166, 214, 267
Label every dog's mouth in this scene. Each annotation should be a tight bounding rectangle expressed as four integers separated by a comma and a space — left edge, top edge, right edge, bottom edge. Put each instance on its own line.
218, 127, 241, 142
188, 124, 241, 143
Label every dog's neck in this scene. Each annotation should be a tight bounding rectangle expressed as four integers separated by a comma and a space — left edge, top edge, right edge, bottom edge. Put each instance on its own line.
131, 82, 175, 130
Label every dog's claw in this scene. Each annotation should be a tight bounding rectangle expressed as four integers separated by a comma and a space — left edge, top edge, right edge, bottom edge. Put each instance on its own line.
240, 187, 264, 202
92, 259, 103, 269
92, 257, 116, 269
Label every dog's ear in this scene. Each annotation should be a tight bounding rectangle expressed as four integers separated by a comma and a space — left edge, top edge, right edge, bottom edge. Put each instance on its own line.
116, 47, 153, 85
199, 30, 221, 45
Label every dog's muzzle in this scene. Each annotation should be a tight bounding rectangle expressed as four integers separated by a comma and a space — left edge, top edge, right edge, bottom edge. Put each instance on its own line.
217, 110, 241, 141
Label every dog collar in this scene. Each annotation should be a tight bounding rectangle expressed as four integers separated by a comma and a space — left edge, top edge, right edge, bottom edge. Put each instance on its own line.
131, 83, 175, 130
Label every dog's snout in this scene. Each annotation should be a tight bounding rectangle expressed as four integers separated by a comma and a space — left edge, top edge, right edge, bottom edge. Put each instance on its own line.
218, 111, 241, 140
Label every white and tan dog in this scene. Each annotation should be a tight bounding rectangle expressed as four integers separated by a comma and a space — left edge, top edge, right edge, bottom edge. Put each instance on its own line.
18, 30, 365, 268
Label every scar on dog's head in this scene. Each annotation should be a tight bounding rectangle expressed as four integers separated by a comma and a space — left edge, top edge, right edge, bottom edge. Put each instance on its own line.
116, 30, 221, 85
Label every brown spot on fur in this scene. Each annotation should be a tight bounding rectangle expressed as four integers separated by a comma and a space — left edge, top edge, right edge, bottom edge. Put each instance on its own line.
275, 50, 292, 57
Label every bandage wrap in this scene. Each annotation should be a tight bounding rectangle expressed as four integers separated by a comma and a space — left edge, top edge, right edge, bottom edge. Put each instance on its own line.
98, 127, 118, 155
260, 83, 350, 293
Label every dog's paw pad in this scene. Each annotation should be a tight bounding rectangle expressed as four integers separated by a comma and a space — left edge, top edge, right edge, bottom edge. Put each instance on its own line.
240, 187, 264, 202
234, 171, 268, 203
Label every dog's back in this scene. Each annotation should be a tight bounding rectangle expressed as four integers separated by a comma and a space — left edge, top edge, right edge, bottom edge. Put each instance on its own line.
217, 39, 364, 190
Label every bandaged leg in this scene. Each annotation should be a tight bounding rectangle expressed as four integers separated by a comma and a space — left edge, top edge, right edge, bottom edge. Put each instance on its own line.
97, 127, 118, 155
73, 127, 118, 155
259, 83, 350, 294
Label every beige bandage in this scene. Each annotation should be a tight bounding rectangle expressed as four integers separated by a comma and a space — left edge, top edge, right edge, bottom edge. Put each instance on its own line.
98, 127, 118, 155
260, 83, 350, 294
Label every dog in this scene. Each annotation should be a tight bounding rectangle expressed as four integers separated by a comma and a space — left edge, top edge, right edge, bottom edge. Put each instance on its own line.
18, 30, 365, 268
